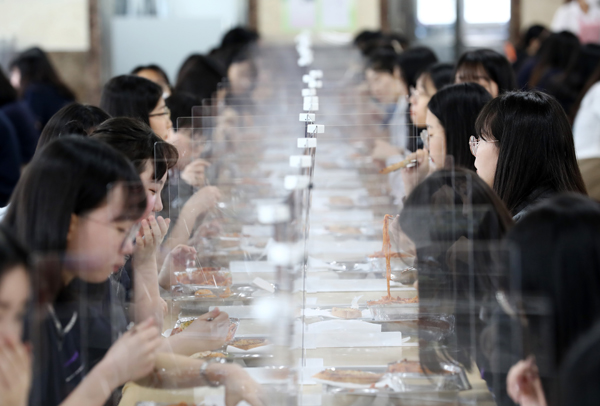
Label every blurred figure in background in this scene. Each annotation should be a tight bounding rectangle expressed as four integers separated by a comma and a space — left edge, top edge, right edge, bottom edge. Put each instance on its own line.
132, 64, 172, 98
0, 112, 21, 207
9, 47, 76, 129
455, 49, 517, 97
0, 68, 39, 166
174, 54, 226, 106
517, 32, 580, 97
552, 0, 600, 43
512, 24, 550, 73
572, 62, 600, 200
35, 103, 111, 152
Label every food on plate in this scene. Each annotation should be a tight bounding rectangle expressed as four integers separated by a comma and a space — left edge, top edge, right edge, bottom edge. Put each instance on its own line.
326, 225, 362, 235
230, 337, 269, 351
190, 351, 227, 359
194, 289, 217, 298
219, 286, 232, 298
331, 307, 362, 319
329, 196, 354, 207
388, 359, 450, 374
171, 319, 195, 335
367, 295, 419, 306
175, 267, 232, 286
387, 359, 425, 374
172, 318, 238, 341
313, 369, 384, 384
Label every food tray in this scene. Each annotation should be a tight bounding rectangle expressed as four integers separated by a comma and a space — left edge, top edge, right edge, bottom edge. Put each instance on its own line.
169, 316, 239, 342
368, 256, 414, 273
315, 364, 470, 394
368, 303, 419, 321
175, 284, 268, 309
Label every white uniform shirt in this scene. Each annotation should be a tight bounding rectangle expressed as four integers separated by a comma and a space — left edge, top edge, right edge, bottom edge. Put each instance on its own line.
551, 1, 600, 43
573, 82, 600, 160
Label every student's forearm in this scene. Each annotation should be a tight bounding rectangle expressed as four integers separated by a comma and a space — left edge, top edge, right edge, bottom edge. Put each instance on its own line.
132, 261, 163, 329
59, 359, 120, 406
158, 334, 216, 356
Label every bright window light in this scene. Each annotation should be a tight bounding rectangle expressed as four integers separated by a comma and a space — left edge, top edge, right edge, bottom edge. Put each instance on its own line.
417, 0, 457, 25
464, 0, 511, 24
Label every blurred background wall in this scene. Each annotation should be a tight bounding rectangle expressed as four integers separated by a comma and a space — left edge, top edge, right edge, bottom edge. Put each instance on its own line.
0, 0, 574, 104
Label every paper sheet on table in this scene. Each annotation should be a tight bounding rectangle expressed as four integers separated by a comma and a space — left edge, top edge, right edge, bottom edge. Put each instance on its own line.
304, 332, 411, 348
301, 278, 414, 293
312, 188, 368, 199
307, 320, 381, 333
229, 261, 276, 273
226, 344, 274, 354
307, 239, 380, 255
308, 256, 371, 271
310, 210, 374, 223
242, 225, 273, 237
245, 367, 289, 384
303, 308, 372, 319
312, 375, 393, 390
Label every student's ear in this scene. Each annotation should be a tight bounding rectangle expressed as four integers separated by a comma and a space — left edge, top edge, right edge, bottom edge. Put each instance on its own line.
66, 214, 78, 243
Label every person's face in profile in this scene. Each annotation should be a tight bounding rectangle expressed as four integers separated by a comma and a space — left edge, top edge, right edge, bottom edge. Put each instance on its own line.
149, 98, 173, 141
366, 67, 406, 105
227, 60, 256, 97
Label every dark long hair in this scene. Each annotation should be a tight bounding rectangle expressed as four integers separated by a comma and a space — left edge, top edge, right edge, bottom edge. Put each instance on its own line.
3, 137, 146, 257
570, 45, 600, 120
0, 225, 29, 280
91, 117, 178, 180
397, 46, 438, 89
456, 49, 517, 95
428, 83, 492, 171
36, 103, 111, 151
131, 64, 171, 88
506, 194, 600, 403
9, 47, 75, 100
419, 62, 455, 92
475, 91, 587, 215
0, 68, 18, 107
529, 31, 580, 89
400, 168, 514, 372
174, 55, 225, 102
100, 75, 163, 126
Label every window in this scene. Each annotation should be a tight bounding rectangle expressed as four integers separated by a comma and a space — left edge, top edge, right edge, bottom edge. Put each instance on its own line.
417, 0, 457, 25
463, 0, 510, 24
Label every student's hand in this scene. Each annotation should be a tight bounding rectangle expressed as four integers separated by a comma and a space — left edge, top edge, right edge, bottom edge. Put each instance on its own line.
101, 318, 162, 387
178, 308, 230, 351
0, 336, 31, 406
158, 245, 197, 289
181, 159, 211, 187
134, 216, 170, 273
507, 356, 547, 406
401, 149, 430, 196
211, 363, 265, 406
372, 139, 402, 162
185, 186, 221, 216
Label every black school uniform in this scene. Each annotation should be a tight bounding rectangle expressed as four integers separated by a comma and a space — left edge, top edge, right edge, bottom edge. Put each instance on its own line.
28, 278, 129, 406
